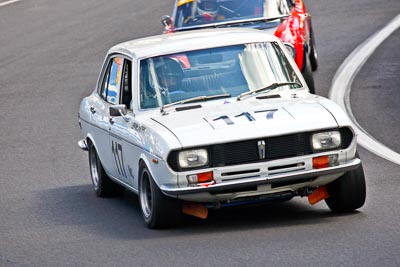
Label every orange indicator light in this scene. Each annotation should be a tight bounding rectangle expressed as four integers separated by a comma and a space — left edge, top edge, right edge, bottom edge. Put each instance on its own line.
187, 171, 214, 184
197, 171, 214, 183
313, 156, 330, 169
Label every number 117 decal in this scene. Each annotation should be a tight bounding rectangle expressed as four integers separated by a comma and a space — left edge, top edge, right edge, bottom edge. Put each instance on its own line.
213, 109, 279, 125
112, 140, 127, 178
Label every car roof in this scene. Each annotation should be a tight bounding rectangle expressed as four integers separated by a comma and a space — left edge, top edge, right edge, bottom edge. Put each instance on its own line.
108, 28, 281, 59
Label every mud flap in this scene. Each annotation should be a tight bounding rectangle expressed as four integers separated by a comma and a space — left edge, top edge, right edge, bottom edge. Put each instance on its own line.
182, 202, 208, 219
308, 186, 330, 205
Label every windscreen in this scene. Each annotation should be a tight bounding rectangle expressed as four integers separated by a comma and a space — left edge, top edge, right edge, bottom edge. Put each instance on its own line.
173, 0, 291, 29
139, 42, 301, 109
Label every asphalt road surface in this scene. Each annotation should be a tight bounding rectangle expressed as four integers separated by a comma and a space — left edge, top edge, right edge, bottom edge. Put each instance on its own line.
1, 0, 400, 266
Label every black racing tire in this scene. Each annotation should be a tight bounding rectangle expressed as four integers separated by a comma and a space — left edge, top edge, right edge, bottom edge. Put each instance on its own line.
138, 162, 182, 229
309, 26, 319, 71
88, 141, 124, 197
325, 154, 366, 212
302, 55, 316, 94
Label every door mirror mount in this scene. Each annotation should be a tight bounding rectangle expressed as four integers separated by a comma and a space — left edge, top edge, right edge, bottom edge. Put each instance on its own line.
110, 104, 128, 117
110, 104, 131, 123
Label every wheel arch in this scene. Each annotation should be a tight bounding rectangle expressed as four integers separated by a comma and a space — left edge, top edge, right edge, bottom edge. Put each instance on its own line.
138, 153, 174, 194
85, 134, 109, 175
138, 154, 155, 183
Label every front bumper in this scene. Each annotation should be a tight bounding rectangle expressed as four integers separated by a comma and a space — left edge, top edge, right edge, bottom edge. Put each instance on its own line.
160, 158, 360, 196
78, 139, 88, 151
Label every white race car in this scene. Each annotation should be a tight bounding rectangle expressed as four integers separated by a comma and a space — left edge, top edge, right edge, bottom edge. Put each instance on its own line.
78, 28, 366, 229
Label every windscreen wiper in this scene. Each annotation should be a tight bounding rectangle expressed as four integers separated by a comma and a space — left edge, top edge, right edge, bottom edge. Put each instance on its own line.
160, 93, 231, 114
237, 82, 302, 101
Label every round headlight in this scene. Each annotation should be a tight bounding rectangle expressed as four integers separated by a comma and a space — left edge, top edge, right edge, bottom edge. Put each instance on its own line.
312, 131, 341, 151
178, 149, 208, 169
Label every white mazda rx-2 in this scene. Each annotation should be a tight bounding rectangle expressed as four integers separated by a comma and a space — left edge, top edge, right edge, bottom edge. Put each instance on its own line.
78, 28, 366, 229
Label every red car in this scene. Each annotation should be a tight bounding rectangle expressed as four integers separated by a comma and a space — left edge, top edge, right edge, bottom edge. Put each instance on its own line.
161, 0, 318, 93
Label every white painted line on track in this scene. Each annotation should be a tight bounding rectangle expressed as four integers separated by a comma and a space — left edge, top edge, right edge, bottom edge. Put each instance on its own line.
329, 14, 400, 165
0, 0, 20, 7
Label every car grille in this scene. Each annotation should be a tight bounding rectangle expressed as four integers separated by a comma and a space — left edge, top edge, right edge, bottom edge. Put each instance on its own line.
167, 127, 353, 172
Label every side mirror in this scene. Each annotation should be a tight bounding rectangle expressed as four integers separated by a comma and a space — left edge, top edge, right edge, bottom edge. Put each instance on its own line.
161, 15, 172, 28
110, 104, 128, 117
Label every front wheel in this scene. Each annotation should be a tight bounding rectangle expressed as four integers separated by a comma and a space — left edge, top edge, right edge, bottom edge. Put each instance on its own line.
325, 157, 366, 212
139, 162, 181, 229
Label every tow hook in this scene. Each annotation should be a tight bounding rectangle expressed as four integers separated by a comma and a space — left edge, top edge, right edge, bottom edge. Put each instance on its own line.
182, 202, 208, 219
308, 186, 330, 205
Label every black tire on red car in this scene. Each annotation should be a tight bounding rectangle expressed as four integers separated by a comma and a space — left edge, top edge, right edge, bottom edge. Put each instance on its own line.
88, 141, 124, 197
302, 55, 316, 94
325, 153, 366, 212
309, 27, 319, 71
138, 162, 182, 229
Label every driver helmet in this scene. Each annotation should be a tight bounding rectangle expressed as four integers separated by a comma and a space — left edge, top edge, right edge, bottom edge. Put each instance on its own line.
155, 58, 183, 92
196, 0, 219, 20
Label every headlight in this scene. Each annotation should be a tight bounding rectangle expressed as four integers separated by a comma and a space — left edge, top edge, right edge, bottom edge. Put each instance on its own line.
178, 149, 208, 168
312, 131, 341, 150
284, 43, 296, 58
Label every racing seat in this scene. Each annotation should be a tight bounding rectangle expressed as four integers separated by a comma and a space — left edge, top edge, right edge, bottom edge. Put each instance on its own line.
182, 70, 247, 94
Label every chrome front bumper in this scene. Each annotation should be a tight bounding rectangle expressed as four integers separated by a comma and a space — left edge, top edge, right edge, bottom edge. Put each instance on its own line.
77, 139, 88, 151
160, 158, 361, 196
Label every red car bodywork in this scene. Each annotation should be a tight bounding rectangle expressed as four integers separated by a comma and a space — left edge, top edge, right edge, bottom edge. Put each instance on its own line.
274, 0, 310, 71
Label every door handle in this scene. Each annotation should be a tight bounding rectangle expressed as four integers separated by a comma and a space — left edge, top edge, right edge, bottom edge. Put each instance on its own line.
90, 106, 96, 114
109, 117, 115, 124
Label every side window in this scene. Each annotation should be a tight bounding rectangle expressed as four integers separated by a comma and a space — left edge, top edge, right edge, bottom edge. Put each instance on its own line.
99, 56, 124, 105
121, 60, 132, 109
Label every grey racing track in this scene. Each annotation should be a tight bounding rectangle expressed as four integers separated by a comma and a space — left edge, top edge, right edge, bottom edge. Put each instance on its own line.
1, 0, 399, 266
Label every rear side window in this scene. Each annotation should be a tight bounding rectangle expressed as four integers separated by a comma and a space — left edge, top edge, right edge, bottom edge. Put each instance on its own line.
99, 57, 124, 105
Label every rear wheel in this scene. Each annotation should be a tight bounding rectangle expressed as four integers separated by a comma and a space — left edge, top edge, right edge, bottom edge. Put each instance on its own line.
139, 162, 181, 229
88, 141, 124, 197
302, 55, 316, 94
325, 155, 366, 212
309, 27, 319, 71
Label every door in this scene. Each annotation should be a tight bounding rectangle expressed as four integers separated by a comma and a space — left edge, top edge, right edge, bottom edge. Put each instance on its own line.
90, 55, 125, 176
108, 59, 142, 188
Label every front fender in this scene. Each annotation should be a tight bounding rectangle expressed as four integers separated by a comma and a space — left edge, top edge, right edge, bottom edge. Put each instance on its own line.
138, 152, 179, 194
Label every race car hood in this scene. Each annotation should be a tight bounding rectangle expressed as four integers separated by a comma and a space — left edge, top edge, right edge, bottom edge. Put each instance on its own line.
151, 96, 339, 148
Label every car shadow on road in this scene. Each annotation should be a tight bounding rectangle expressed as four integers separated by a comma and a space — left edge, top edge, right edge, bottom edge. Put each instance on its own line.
36, 184, 365, 240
